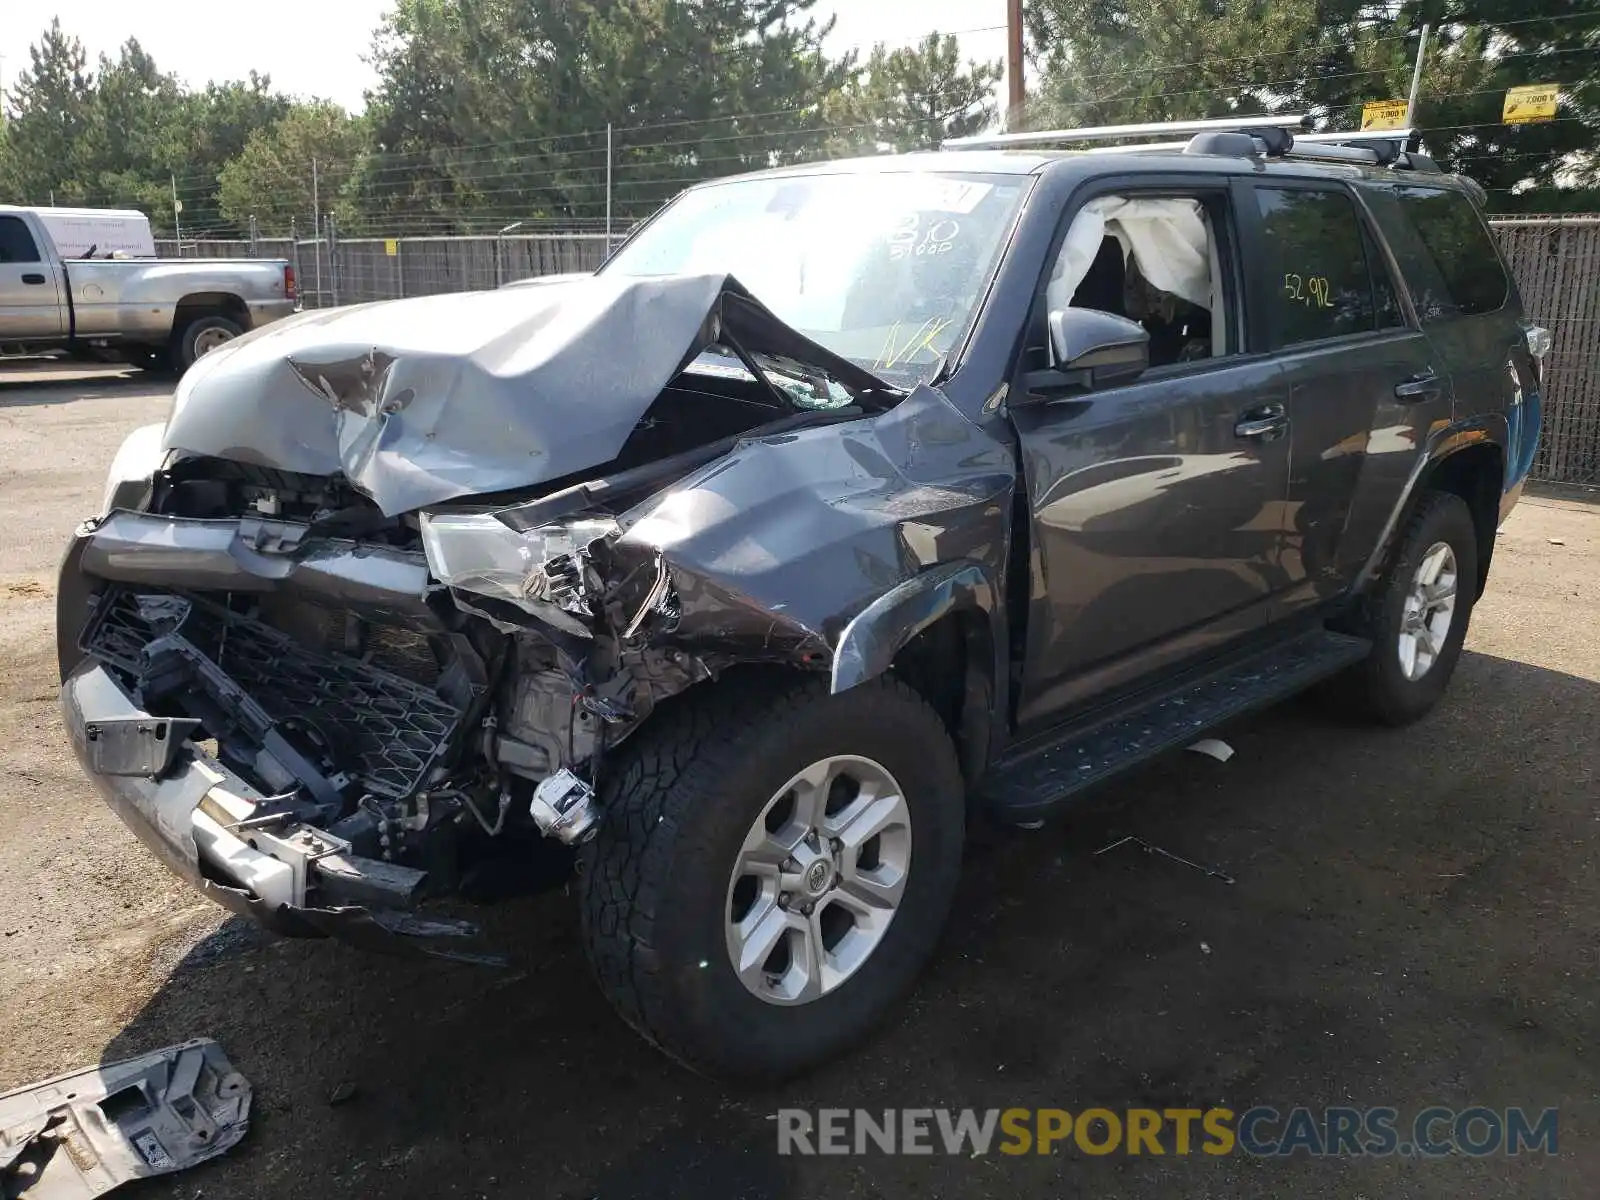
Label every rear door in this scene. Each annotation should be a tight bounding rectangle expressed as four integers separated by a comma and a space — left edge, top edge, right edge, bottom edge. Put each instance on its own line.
1235, 178, 1447, 614
0, 215, 67, 340
1376, 184, 1531, 472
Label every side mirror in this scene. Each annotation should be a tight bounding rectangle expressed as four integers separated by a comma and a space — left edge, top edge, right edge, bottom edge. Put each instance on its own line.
1047, 308, 1150, 386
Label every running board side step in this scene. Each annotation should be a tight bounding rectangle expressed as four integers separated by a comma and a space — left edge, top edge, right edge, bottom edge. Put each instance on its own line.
979, 630, 1372, 822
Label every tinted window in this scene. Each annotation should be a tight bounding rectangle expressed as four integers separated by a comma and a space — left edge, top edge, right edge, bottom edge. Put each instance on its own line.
1365, 226, 1406, 330
1255, 188, 1374, 347
0, 216, 41, 264
1395, 186, 1509, 318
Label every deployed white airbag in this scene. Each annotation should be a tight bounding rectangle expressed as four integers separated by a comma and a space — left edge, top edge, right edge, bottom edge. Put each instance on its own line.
1047, 197, 1212, 315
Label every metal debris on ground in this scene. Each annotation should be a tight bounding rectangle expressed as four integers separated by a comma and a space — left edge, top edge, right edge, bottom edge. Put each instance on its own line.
1186, 737, 1235, 763
1095, 835, 1237, 885
0, 1039, 250, 1198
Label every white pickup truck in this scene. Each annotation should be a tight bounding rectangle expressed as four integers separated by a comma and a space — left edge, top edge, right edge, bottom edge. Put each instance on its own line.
0, 205, 299, 372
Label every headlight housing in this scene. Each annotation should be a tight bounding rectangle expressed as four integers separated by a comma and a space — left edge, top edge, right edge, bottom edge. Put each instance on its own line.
101, 423, 171, 515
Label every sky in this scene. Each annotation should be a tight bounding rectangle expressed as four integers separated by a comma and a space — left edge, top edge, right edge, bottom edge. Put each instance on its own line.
1, 1, 1012, 113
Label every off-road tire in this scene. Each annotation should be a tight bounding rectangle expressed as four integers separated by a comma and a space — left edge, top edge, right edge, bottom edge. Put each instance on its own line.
172, 314, 243, 373
1333, 490, 1479, 726
577, 674, 966, 1080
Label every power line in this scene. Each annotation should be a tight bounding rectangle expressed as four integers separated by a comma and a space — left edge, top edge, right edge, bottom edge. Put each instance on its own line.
19, 11, 1598, 225
233, 11, 1598, 179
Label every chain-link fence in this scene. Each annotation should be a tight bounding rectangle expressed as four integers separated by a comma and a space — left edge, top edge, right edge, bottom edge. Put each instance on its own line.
155, 231, 610, 308
159, 216, 1600, 486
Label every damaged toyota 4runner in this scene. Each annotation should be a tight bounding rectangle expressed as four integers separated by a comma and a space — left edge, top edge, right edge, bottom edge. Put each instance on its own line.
58, 118, 1546, 1079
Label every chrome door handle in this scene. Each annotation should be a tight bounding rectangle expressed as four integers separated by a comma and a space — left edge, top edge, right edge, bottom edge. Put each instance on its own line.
1235, 404, 1288, 441
1394, 372, 1443, 402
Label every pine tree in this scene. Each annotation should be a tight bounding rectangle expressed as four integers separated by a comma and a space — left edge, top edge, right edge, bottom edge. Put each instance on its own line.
827, 34, 1004, 154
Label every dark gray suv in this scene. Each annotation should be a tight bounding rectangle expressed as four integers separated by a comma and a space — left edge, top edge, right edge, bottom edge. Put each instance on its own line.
57, 117, 1546, 1079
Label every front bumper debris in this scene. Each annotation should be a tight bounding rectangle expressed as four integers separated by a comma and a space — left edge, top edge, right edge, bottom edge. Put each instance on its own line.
0, 1039, 249, 1198
60, 663, 504, 965
80, 510, 434, 622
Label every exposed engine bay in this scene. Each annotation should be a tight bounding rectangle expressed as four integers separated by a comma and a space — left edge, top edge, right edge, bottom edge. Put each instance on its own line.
59, 273, 1016, 958
74, 379, 868, 889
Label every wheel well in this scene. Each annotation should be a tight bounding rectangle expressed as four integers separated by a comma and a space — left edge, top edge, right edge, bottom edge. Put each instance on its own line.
1422, 443, 1503, 596
887, 608, 995, 785
172, 293, 249, 339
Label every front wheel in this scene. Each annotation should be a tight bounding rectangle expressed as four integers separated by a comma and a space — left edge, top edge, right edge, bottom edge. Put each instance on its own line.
578, 675, 966, 1080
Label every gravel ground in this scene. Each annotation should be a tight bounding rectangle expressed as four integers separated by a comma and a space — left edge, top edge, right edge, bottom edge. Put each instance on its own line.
1, 362, 1595, 1199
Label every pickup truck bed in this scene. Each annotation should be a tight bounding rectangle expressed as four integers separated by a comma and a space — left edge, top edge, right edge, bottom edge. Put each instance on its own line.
0, 206, 298, 371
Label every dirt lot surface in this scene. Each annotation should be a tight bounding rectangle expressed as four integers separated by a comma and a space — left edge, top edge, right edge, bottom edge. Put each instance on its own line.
1, 361, 1596, 1199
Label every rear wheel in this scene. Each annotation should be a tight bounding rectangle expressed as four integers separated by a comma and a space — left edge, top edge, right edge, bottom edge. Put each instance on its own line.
578, 675, 965, 1080
172, 314, 243, 372
1334, 490, 1479, 725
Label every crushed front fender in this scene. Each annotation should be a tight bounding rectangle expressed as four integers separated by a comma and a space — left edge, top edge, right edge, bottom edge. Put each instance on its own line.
612, 382, 1017, 673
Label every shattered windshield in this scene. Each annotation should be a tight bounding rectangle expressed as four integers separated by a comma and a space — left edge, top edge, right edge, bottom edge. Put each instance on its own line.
603, 170, 1028, 385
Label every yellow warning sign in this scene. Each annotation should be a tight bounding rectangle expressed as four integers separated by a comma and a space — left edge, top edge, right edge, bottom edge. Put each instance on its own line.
384, 239, 399, 256
1504, 84, 1559, 124
1361, 100, 1410, 132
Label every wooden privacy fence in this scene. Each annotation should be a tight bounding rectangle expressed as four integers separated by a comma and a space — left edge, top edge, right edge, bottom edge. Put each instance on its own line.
158, 217, 1600, 484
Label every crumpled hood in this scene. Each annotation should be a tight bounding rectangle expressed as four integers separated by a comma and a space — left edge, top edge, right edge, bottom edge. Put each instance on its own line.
162, 272, 887, 516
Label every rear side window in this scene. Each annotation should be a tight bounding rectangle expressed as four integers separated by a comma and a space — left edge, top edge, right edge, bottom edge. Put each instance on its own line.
0, 216, 41, 264
1364, 227, 1406, 330
1253, 187, 1375, 347
1395, 186, 1509, 319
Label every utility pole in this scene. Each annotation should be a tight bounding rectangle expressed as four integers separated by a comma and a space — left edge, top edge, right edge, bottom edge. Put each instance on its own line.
605, 123, 614, 252
496, 221, 523, 287
1007, 0, 1026, 130
1404, 23, 1431, 128
311, 157, 323, 308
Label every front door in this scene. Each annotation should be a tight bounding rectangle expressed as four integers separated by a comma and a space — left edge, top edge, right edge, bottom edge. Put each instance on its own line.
0, 215, 66, 341
1011, 184, 1293, 728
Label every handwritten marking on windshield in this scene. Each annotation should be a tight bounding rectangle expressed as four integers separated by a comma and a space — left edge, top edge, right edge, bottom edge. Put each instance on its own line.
888, 217, 962, 261
876, 316, 954, 369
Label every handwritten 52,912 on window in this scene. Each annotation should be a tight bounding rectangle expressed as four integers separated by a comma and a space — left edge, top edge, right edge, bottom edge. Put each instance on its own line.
1284, 273, 1334, 309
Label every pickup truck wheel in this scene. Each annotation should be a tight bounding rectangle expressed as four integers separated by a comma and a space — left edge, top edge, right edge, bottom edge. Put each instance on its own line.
577, 675, 965, 1080
173, 315, 242, 372
1335, 490, 1478, 726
